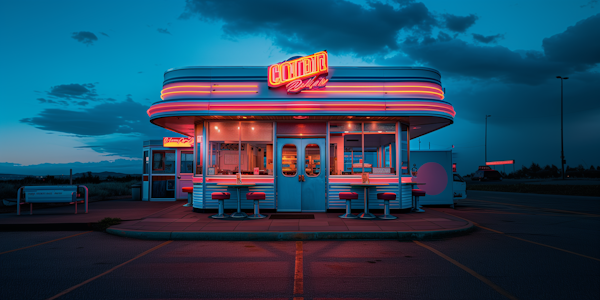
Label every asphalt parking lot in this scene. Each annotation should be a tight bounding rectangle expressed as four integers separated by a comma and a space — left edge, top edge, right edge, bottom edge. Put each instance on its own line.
1, 191, 599, 300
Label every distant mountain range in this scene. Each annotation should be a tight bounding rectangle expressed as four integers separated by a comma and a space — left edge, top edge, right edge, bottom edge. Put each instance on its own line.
0, 172, 139, 181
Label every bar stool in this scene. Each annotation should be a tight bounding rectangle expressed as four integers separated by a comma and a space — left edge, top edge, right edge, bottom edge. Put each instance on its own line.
182, 187, 193, 207
210, 192, 230, 219
377, 193, 397, 220
338, 192, 358, 219
246, 192, 267, 219
412, 189, 426, 213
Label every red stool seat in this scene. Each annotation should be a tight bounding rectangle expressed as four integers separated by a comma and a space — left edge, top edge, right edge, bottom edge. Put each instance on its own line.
377, 193, 396, 200
212, 192, 231, 200
182, 187, 193, 193
246, 192, 266, 200
339, 192, 358, 200
412, 189, 426, 197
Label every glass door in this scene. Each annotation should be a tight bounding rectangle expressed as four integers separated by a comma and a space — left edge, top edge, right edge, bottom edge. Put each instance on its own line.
177, 150, 194, 199
150, 149, 176, 201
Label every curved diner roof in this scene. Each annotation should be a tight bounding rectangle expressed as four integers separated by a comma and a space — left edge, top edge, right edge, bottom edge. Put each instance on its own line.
148, 66, 456, 139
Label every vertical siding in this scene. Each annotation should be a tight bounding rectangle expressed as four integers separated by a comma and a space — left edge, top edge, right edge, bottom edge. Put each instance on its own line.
400, 184, 413, 209
202, 183, 275, 210
192, 182, 204, 208
328, 183, 400, 210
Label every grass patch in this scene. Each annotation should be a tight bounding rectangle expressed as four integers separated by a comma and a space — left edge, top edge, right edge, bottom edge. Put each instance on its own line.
94, 217, 122, 231
467, 184, 600, 197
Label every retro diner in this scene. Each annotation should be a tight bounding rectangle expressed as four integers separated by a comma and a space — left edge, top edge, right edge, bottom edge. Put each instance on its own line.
143, 51, 456, 215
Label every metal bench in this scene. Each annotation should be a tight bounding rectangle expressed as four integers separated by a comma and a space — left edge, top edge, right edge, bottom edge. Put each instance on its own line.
16, 185, 89, 215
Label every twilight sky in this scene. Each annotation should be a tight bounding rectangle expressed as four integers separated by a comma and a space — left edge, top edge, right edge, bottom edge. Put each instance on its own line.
1, 0, 599, 175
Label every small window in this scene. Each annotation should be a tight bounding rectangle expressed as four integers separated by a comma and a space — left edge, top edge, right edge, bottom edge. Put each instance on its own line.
180, 151, 194, 174
143, 151, 149, 174
152, 150, 175, 174
305, 144, 320, 177
282, 144, 297, 176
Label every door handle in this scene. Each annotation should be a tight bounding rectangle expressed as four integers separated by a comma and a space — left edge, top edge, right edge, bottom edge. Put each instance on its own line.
298, 175, 302, 182
302, 175, 306, 182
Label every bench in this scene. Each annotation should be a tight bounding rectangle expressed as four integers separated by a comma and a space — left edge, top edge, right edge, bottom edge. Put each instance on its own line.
16, 185, 89, 215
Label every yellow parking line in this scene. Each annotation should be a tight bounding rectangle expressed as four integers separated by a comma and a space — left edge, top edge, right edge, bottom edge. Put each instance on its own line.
294, 241, 304, 296
466, 199, 600, 217
0, 231, 92, 255
439, 210, 600, 262
414, 241, 519, 300
46, 240, 172, 300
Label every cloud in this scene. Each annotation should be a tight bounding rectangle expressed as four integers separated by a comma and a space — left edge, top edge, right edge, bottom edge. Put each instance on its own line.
47, 83, 98, 100
443, 13, 478, 33
542, 13, 600, 68
180, 0, 437, 56
100, 32, 109, 37
581, 0, 598, 8
157, 28, 171, 35
472, 33, 504, 44
71, 31, 98, 45
21, 99, 157, 136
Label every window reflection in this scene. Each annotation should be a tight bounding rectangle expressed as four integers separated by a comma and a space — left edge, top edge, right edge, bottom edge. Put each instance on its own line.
282, 144, 297, 176
152, 150, 175, 174
305, 144, 320, 177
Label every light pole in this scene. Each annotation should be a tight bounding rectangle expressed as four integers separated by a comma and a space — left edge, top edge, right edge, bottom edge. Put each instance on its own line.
557, 76, 568, 179
485, 115, 491, 163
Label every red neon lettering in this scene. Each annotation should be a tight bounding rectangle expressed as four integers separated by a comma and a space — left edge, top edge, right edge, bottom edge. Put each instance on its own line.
286, 75, 329, 94
268, 51, 328, 87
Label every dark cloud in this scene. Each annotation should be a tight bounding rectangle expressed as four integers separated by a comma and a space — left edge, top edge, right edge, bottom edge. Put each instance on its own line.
581, 0, 598, 8
71, 31, 98, 45
180, 0, 437, 56
21, 99, 156, 136
542, 13, 600, 68
384, 32, 570, 85
472, 33, 504, 44
48, 83, 98, 100
443, 13, 478, 33
157, 28, 171, 35
100, 32, 109, 37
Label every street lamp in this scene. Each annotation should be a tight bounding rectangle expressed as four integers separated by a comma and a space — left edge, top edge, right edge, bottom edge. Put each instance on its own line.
557, 76, 568, 179
485, 115, 491, 163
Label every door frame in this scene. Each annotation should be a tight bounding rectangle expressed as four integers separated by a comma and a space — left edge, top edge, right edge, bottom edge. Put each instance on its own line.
149, 147, 177, 201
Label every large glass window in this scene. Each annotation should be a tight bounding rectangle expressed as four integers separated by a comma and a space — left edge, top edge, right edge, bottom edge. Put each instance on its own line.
329, 122, 397, 175
152, 150, 175, 174
400, 124, 409, 175
143, 150, 148, 174
207, 121, 273, 176
195, 123, 203, 175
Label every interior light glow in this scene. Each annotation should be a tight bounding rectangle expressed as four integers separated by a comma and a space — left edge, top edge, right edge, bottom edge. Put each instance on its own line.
252, 127, 255, 130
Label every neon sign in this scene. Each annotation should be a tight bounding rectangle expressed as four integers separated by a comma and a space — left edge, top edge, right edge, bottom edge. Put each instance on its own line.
268, 51, 328, 89
163, 137, 194, 147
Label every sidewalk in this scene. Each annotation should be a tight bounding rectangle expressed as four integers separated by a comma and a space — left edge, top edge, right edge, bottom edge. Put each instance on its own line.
0, 199, 473, 240
108, 203, 473, 241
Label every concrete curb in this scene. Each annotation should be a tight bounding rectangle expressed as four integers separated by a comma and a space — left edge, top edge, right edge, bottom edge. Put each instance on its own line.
106, 221, 475, 241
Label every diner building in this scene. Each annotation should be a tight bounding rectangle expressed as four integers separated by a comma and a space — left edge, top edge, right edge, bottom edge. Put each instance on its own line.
143, 51, 456, 213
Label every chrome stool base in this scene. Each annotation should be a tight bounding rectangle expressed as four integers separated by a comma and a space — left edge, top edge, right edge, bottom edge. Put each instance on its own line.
230, 212, 249, 218
248, 214, 267, 219
357, 212, 377, 219
210, 213, 229, 219
378, 214, 397, 220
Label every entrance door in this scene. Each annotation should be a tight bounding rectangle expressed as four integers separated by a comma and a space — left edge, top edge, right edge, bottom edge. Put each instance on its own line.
149, 149, 176, 201
176, 150, 194, 199
276, 138, 326, 212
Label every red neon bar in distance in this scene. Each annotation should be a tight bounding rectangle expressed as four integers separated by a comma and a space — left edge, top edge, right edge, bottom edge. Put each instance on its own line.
486, 160, 515, 166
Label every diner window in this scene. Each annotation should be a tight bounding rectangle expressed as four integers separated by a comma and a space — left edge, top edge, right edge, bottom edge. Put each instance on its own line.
180, 151, 194, 174
282, 144, 297, 176
329, 122, 397, 175
152, 150, 175, 174
207, 121, 273, 176
143, 151, 148, 174
305, 144, 321, 177
195, 123, 203, 175
401, 124, 409, 175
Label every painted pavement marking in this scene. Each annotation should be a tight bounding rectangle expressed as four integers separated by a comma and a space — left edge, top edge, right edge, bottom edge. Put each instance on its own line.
0, 231, 92, 255
437, 209, 600, 262
46, 240, 173, 300
294, 241, 304, 296
414, 240, 519, 300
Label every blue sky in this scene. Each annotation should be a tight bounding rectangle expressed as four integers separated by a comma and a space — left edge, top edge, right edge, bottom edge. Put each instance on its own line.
1, 0, 599, 175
